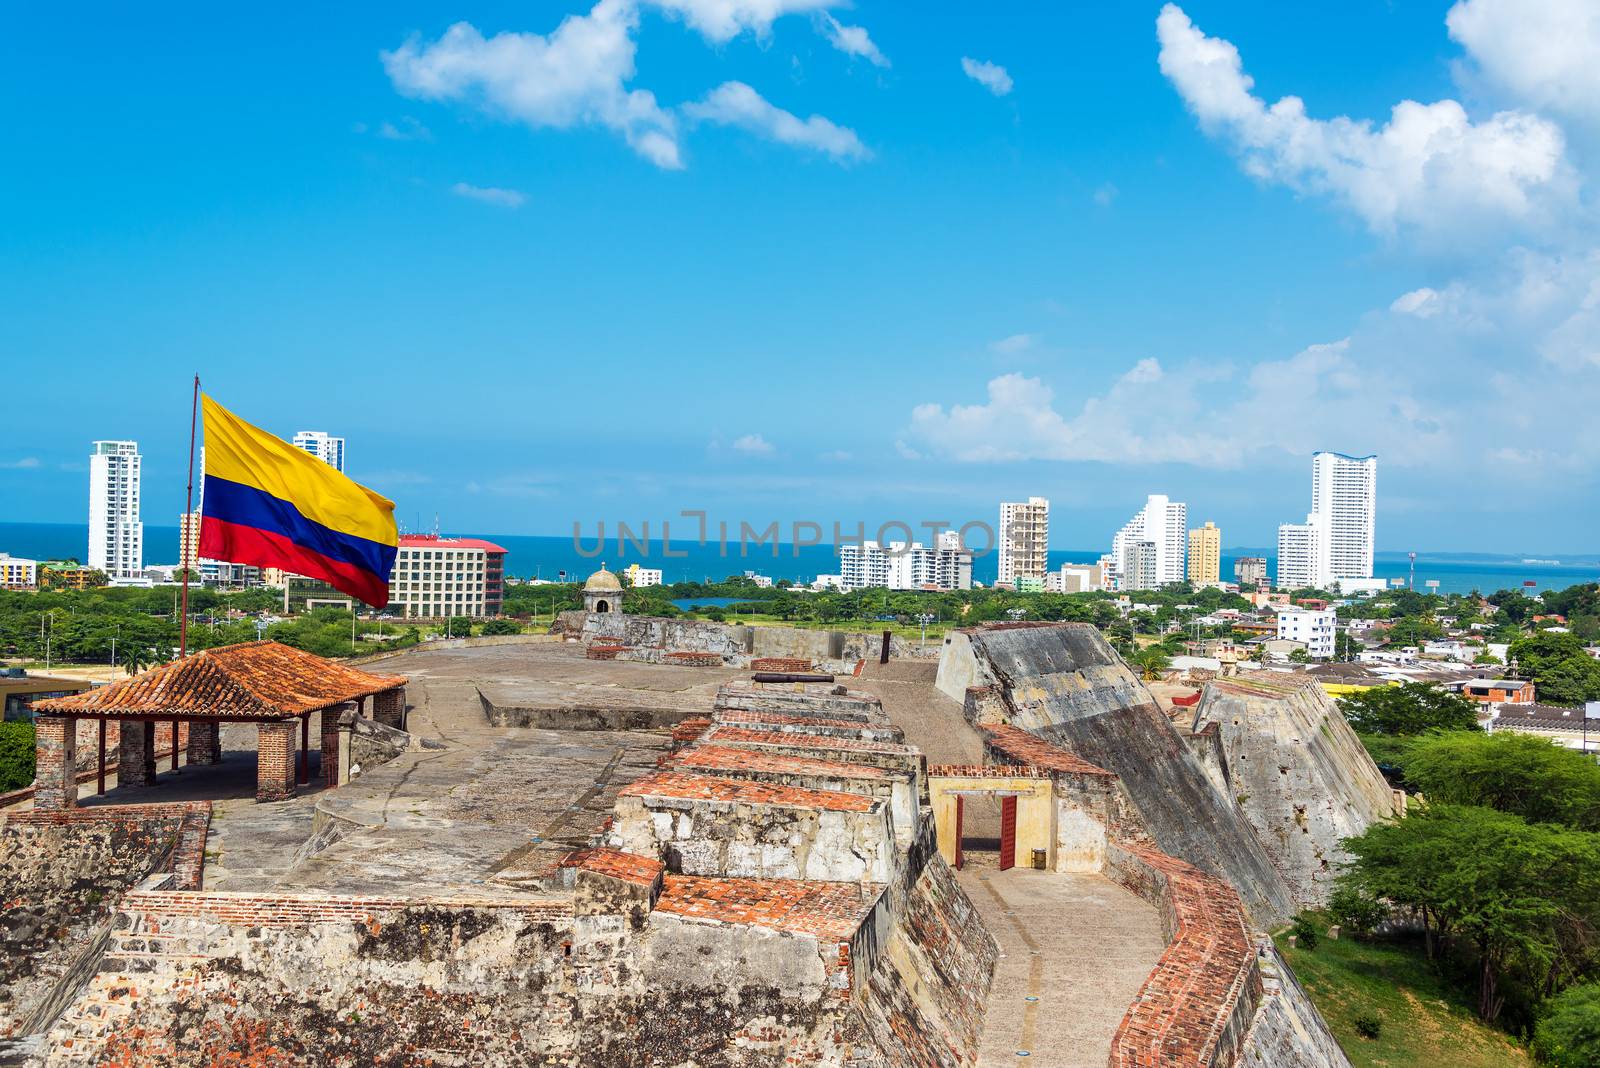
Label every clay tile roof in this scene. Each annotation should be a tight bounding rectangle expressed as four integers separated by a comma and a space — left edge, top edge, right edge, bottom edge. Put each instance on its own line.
982, 724, 1116, 777
558, 847, 665, 887
34, 641, 406, 720
655, 873, 882, 940
619, 770, 879, 812
672, 744, 891, 780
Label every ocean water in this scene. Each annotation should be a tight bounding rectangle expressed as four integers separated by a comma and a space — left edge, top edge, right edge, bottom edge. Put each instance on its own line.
2, 522, 1596, 596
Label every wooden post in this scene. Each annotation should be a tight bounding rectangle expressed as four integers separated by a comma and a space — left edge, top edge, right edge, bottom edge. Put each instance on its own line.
96, 719, 106, 795
171, 718, 180, 770
879, 629, 891, 664
299, 714, 310, 785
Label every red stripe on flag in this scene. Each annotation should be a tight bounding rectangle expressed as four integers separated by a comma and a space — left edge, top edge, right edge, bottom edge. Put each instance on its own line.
200, 515, 391, 607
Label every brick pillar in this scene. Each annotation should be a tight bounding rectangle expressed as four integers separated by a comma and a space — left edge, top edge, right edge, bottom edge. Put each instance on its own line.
256, 719, 298, 803
187, 720, 221, 766
370, 687, 406, 730
320, 709, 343, 788
117, 720, 158, 788
33, 715, 77, 810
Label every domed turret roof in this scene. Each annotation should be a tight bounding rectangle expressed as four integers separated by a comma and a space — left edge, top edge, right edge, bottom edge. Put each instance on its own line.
584, 565, 622, 591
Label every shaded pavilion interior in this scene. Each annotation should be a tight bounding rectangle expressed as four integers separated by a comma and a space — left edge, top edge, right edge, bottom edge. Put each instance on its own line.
30, 641, 407, 808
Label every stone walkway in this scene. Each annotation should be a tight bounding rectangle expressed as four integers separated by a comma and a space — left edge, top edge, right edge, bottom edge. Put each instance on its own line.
959, 855, 1166, 1066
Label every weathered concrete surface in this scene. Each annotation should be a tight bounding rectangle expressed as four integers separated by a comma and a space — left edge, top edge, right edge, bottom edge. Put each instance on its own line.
423, 641, 749, 729
962, 859, 1166, 1067
1192, 676, 1396, 907
938, 625, 1298, 926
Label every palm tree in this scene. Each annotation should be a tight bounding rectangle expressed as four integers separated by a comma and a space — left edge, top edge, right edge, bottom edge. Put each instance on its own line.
1130, 647, 1171, 681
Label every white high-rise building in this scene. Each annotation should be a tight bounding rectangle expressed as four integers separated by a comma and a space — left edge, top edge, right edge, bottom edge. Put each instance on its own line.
1276, 513, 1326, 590
1312, 451, 1376, 582
88, 441, 143, 580
840, 533, 972, 592
292, 430, 346, 473
1109, 494, 1187, 590
1276, 452, 1377, 590
998, 498, 1049, 586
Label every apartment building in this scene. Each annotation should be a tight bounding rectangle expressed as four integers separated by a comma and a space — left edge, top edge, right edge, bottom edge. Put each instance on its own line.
997, 497, 1049, 585
1276, 607, 1336, 659
387, 536, 508, 618
1186, 521, 1220, 584
0, 555, 39, 590
291, 430, 346, 473
1110, 494, 1187, 590
88, 440, 143, 580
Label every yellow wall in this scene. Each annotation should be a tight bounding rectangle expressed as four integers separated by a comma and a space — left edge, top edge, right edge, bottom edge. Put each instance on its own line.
928, 776, 1054, 869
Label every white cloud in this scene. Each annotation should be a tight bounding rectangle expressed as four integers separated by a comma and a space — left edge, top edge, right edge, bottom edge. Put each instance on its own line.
906, 340, 1450, 470
988, 332, 1037, 355
1447, 0, 1600, 121
1092, 182, 1119, 207
1156, 4, 1572, 236
820, 15, 888, 67
732, 433, 775, 455
0, 458, 40, 470
961, 57, 1012, 96
378, 116, 432, 141
452, 182, 526, 207
651, 0, 832, 43
819, 449, 853, 462
383, 3, 684, 169
686, 82, 869, 161
1391, 288, 1441, 317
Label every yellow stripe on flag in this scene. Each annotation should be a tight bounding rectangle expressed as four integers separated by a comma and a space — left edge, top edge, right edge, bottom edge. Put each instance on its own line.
201, 394, 398, 547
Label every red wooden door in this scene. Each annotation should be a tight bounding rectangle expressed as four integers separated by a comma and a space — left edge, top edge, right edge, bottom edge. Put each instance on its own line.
999, 795, 1018, 871
954, 795, 965, 870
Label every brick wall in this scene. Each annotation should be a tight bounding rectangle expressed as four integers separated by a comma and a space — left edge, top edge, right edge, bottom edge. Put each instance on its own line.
370, 686, 406, 729
1105, 842, 1263, 1068
117, 721, 157, 789
32, 715, 76, 811
255, 719, 297, 803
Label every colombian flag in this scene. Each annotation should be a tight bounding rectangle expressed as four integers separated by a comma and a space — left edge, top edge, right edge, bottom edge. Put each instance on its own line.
198, 395, 397, 606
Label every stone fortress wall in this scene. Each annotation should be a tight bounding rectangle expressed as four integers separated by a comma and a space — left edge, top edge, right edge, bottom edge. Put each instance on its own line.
16, 679, 1001, 1067
1, 620, 1366, 1067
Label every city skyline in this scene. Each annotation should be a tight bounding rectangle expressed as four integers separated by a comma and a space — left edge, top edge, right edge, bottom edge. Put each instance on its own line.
5, 3, 1600, 552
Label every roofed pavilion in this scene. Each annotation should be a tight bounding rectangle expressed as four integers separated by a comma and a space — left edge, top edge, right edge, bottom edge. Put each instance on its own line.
31, 641, 407, 809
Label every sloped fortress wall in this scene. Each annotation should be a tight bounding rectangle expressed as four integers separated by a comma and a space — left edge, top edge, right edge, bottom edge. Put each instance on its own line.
1192, 676, 1397, 907
937, 624, 1298, 927
0, 803, 209, 1045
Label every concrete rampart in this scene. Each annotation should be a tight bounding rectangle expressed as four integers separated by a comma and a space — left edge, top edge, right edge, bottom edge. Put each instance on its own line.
938, 623, 1298, 926
1190, 675, 1396, 907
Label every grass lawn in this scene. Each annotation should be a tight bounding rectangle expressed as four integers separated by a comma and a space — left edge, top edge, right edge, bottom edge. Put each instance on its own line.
1278, 930, 1531, 1068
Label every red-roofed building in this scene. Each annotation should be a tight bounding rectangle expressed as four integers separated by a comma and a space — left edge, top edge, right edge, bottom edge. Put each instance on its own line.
390, 535, 507, 618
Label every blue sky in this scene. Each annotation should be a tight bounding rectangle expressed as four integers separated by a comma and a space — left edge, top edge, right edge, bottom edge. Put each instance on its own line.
4, 1, 1599, 552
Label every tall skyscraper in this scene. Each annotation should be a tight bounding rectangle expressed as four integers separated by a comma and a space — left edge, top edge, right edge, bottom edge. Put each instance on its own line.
88, 440, 143, 579
997, 497, 1049, 586
1187, 521, 1221, 584
292, 430, 346, 472
1110, 494, 1187, 590
1276, 452, 1377, 590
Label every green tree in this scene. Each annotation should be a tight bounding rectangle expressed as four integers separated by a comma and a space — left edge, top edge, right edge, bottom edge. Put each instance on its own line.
1338, 683, 1480, 737
1403, 732, 1600, 830
1533, 982, 1600, 1067
1339, 803, 1600, 1021
1511, 631, 1600, 707
0, 722, 35, 792
1129, 646, 1170, 680
480, 619, 521, 636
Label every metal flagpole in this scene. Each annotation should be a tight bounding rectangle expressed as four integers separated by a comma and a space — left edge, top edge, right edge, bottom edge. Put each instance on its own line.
180, 375, 199, 658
